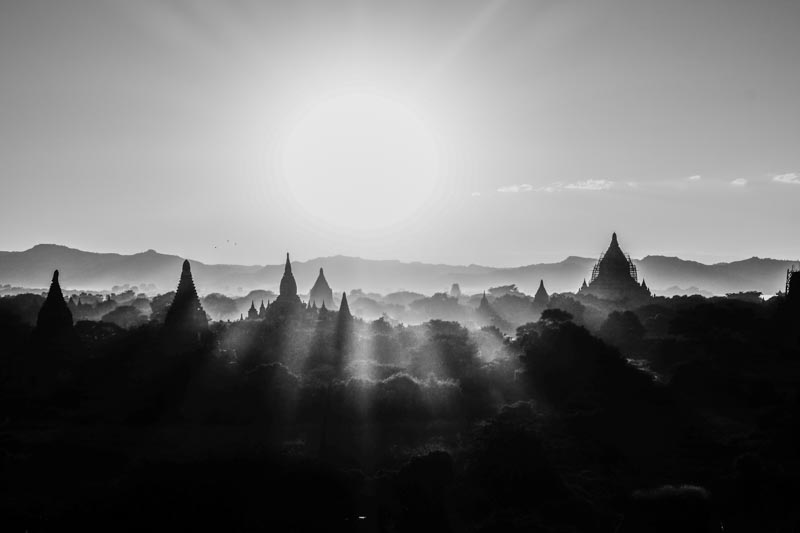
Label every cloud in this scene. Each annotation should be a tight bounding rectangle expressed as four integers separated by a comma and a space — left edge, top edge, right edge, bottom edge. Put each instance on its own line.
497, 183, 533, 193
564, 179, 615, 190
498, 179, 616, 194
773, 172, 800, 184
687, 175, 701, 181
534, 181, 564, 193
730, 178, 747, 187
470, 191, 482, 197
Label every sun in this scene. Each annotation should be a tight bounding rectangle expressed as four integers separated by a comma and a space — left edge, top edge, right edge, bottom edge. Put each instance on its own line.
280, 91, 440, 232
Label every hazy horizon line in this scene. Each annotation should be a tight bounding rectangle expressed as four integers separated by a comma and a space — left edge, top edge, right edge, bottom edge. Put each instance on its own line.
4, 241, 799, 270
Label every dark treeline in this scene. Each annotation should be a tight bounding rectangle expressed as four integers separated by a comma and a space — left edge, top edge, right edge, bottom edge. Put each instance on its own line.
1, 270, 800, 532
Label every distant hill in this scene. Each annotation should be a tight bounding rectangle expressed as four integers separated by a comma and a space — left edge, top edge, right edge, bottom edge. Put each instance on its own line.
0, 244, 796, 297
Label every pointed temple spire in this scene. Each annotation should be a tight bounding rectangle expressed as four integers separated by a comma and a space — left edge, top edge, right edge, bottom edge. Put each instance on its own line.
309, 266, 334, 308
278, 252, 298, 301
479, 291, 490, 308
533, 279, 549, 305
478, 291, 496, 317
164, 260, 208, 331
248, 300, 258, 319
334, 291, 354, 361
338, 291, 352, 321
35, 269, 74, 335
476, 289, 510, 331
581, 278, 588, 290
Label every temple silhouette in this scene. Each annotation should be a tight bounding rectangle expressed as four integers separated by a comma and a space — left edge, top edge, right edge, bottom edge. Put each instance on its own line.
579, 233, 652, 302
35, 269, 73, 336
275, 254, 302, 305
308, 268, 334, 309
247, 301, 259, 320
164, 260, 208, 332
533, 279, 549, 306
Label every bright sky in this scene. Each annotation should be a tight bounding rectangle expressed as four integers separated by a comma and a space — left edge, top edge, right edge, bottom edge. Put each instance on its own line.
1, 0, 799, 266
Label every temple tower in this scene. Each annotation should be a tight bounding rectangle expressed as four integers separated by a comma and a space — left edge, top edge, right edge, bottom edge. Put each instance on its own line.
477, 291, 511, 332
35, 269, 73, 335
338, 292, 352, 321
279, 253, 298, 298
275, 253, 301, 306
478, 292, 492, 315
309, 267, 334, 309
579, 233, 651, 302
449, 283, 462, 299
164, 260, 208, 331
533, 280, 550, 305
248, 300, 258, 320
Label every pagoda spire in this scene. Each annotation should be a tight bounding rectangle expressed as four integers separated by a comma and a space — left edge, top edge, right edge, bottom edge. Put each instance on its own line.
164, 260, 208, 331
480, 291, 489, 306
278, 252, 299, 300
309, 266, 333, 308
338, 292, 352, 320
534, 279, 549, 305
35, 269, 73, 334
334, 291, 354, 362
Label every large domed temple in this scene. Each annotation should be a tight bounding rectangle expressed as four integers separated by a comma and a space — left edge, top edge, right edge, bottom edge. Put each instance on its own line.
579, 233, 652, 302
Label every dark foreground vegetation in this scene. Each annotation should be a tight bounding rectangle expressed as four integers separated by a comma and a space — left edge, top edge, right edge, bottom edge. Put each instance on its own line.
1, 292, 799, 532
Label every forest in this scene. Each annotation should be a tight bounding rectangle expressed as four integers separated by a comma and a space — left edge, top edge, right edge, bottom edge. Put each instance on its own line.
1, 278, 799, 532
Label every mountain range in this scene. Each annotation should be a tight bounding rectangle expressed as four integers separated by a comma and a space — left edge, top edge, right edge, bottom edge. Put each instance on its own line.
0, 244, 796, 297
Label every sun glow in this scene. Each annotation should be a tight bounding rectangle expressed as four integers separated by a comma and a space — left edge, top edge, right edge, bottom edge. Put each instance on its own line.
280, 92, 440, 231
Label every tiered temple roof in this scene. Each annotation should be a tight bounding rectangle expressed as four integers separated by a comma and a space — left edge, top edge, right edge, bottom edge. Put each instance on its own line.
164, 260, 208, 331
276, 253, 301, 305
579, 233, 651, 302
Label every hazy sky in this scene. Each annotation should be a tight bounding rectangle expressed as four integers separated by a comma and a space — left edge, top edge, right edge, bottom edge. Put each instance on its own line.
2, 0, 799, 266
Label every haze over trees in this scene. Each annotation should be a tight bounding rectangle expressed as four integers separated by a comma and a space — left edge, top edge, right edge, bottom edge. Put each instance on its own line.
2, 256, 799, 531
1, 244, 796, 296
